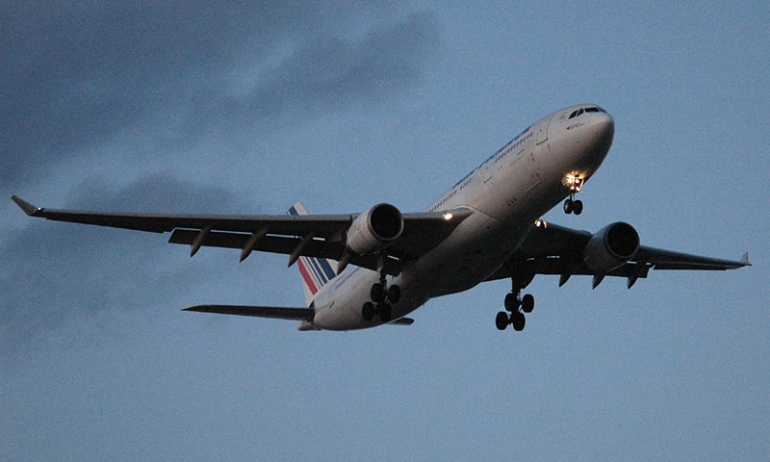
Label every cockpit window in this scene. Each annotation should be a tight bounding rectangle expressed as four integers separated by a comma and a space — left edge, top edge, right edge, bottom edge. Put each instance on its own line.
569, 108, 584, 119
569, 106, 605, 119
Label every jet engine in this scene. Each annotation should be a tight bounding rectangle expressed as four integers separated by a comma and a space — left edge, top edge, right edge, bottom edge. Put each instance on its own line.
345, 203, 404, 256
583, 222, 640, 274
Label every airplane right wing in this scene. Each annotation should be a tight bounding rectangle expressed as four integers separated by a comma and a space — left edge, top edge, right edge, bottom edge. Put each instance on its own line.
12, 196, 472, 275
485, 220, 750, 288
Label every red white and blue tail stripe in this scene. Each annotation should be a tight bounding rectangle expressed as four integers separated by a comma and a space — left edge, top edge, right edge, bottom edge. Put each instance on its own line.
288, 203, 338, 305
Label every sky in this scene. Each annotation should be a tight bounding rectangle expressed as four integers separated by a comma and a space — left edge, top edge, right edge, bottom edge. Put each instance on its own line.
2, 1, 768, 460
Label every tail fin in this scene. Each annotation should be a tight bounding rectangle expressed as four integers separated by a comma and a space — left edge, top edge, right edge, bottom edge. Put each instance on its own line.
288, 202, 338, 305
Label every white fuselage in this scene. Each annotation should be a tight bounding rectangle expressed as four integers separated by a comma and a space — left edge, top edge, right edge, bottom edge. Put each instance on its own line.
307, 105, 615, 330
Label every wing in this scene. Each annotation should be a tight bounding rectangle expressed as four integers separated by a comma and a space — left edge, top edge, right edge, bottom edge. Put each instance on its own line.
486, 221, 750, 288
12, 196, 472, 274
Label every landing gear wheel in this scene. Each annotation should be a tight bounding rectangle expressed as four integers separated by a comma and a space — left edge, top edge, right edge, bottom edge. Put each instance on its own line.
521, 294, 535, 313
504, 293, 518, 311
362, 302, 375, 321
378, 303, 392, 323
564, 197, 583, 215
496, 311, 509, 331
387, 285, 401, 304
511, 311, 526, 331
572, 200, 583, 215
370, 283, 384, 303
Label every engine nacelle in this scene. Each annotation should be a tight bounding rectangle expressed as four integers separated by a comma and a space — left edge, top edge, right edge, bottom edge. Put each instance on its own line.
583, 222, 640, 274
345, 203, 404, 256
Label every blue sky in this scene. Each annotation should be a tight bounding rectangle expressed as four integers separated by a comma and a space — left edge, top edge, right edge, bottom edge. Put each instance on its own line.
2, 2, 768, 460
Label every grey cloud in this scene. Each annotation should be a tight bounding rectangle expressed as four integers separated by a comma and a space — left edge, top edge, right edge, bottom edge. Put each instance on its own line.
232, 12, 441, 122
1, 2, 439, 192
0, 3, 440, 364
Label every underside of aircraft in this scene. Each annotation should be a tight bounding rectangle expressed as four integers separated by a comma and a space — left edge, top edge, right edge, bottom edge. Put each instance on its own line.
12, 104, 750, 332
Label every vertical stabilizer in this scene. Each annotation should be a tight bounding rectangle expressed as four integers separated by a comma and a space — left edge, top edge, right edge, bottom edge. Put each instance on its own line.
288, 203, 338, 306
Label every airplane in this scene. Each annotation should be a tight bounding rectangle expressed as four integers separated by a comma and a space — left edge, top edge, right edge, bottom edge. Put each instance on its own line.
12, 104, 750, 332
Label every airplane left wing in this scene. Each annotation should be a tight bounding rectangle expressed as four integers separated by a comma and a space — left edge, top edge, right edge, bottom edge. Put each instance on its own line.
487, 220, 750, 288
11, 196, 472, 274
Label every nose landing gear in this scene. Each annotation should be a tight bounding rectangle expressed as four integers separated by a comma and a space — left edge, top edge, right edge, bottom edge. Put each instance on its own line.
563, 196, 583, 215
562, 174, 585, 215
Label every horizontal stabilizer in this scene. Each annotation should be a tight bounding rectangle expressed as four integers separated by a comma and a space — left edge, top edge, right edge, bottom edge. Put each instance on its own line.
183, 304, 314, 321
183, 304, 414, 327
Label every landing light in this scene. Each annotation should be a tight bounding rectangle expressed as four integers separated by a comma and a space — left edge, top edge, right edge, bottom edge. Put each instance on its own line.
562, 173, 585, 192
534, 218, 548, 228
443, 212, 454, 221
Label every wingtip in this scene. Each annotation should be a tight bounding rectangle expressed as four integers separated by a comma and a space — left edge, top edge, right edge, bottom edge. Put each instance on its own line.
11, 195, 41, 216
741, 251, 752, 266
181, 305, 205, 313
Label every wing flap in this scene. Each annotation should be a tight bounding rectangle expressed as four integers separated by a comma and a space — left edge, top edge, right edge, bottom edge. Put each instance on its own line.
168, 229, 344, 260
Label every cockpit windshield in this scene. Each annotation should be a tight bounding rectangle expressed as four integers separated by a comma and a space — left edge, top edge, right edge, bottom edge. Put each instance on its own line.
568, 106, 605, 119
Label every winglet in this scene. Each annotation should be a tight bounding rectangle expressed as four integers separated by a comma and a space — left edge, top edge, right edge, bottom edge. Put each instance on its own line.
741, 252, 752, 267
11, 196, 42, 216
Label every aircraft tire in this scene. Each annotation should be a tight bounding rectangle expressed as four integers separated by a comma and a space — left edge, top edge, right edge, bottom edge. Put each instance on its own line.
564, 199, 573, 214
521, 294, 535, 313
379, 303, 392, 323
572, 200, 583, 215
362, 302, 375, 321
370, 283, 384, 303
387, 285, 401, 304
496, 311, 509, 330
511, 311, 526, 331
504, 293, 518, 312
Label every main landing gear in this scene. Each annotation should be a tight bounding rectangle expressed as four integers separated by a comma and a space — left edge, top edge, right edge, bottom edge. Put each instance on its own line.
496, 266, 535, 331
496, 291, 535, 331
362, 274, 400, 323
562, 174, 585, 215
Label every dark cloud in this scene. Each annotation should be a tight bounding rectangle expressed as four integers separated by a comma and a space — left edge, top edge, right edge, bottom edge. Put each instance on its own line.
230, 12, 440, 123
1, 2, 439, 192
1, 0, 440, 368
1, 174, 241, 364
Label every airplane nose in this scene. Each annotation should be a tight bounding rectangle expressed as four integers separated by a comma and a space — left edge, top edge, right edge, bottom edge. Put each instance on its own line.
591, 111, 614, 133
590, 111, 615, 146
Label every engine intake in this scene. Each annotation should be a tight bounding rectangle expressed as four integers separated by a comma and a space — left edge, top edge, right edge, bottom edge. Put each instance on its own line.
583, 222, 640, 274
346, 203, 404, 256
